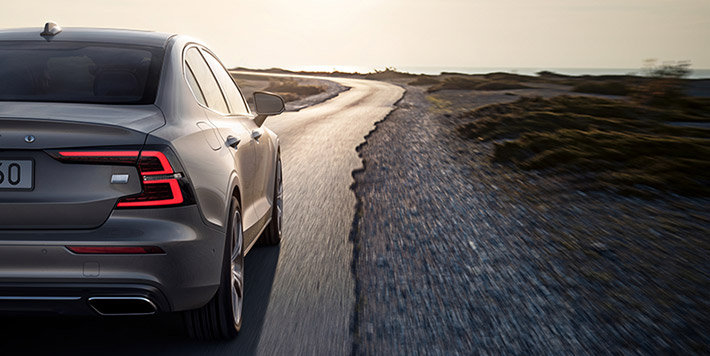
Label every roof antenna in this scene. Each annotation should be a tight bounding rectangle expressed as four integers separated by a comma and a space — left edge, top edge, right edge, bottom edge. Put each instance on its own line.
40, 22, 62, 36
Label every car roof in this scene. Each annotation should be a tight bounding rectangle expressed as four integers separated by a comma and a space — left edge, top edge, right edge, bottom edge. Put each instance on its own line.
0, 27, 175, 48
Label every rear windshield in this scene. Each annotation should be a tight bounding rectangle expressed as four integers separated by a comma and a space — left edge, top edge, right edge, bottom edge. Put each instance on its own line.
0, 41, 164, 104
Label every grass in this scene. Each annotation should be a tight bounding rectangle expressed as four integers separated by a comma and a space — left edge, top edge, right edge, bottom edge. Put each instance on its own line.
573, 81, 630, 96
475, 81, 532, 91
674, 97, 710, 120
428, 76, 532, 92
264, 79, 325, 102
425, 95, 453, 114
408, 76, 440, 86
456, 96, 710, 196
428, 77, 480, 91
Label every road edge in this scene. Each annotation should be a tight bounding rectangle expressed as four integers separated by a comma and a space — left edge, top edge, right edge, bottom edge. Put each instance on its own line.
348, 87, 406, 356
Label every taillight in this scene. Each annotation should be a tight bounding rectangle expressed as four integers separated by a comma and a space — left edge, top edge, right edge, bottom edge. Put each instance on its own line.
116, 151, 184, 207
50, 149, 189, 208
136, 151, 173, 175
54, 151, 140, 164
117, 178, 183, 207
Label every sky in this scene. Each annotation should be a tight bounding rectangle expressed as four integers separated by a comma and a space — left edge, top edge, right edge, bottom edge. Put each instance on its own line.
1, 0, 709, 71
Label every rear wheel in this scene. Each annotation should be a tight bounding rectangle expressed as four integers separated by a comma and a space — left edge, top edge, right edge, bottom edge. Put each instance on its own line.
185, 197, 244, 339
260, 156, 282, 245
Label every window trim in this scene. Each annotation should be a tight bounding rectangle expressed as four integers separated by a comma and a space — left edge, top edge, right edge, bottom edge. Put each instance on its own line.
182, 45, 229, 114
198, 47, 251, 115
184, 61, 207, 106
181, 43, 251, 117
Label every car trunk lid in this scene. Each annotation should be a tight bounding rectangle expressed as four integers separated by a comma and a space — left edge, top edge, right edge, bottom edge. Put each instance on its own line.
0, 103, 165, 229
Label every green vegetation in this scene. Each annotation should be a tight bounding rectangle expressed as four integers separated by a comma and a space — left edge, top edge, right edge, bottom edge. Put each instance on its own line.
427, 76, 532, 92
456, 96, 710, 196
264, 79, 325, 102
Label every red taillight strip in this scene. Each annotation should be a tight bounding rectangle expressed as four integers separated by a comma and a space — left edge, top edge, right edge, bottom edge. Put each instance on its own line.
139, 151, 173, 175
55, 151, 172, 174
66, 246, 165, 254
116, 179, 183, 207
53, 149, 185, 208
57, 151, 140, 158
54, 150, 139, 165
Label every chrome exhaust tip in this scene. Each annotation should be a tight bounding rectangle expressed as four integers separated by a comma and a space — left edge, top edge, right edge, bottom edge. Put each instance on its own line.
88, 297, 157, 316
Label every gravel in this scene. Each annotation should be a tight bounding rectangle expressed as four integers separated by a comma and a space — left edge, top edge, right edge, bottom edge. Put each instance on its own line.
350, 84, 710, 355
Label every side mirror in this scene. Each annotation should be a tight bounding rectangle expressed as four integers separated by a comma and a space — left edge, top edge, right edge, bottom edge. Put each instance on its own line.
253, 91, 285, 127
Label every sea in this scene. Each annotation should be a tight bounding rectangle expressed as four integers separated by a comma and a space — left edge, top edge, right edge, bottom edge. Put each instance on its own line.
291, 65, 710, 79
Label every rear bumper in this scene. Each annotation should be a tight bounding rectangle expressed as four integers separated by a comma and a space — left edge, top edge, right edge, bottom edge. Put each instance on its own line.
0, 205, 225, 314
0, 283, 169, 316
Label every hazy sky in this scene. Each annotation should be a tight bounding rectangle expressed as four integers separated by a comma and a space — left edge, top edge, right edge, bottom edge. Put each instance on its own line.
2, 0, 709, 70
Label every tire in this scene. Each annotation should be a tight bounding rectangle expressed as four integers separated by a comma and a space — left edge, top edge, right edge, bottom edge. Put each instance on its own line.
259, 155, 282, 245
185, 196, 244, 340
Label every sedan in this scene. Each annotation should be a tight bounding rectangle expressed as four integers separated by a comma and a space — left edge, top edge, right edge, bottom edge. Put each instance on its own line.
0, 22, 284, 339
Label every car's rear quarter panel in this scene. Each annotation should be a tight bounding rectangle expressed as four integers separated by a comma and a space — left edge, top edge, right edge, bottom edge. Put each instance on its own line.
153, 37, 239, 232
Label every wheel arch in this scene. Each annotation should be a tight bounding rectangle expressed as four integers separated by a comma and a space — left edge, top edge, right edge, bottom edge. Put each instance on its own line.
231, 185, 242, 212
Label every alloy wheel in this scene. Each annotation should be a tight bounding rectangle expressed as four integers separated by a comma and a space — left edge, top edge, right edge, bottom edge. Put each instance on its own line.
230, 210, 244, 325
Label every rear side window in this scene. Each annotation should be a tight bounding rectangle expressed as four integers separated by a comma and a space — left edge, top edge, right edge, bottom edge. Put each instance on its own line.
184, 47, 229, 113
185, 63, 207, 106
0, 41, 164, 104
200, 49, 249, 114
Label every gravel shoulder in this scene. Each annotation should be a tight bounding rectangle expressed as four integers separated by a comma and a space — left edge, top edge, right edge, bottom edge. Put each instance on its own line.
351, 83, 709, 355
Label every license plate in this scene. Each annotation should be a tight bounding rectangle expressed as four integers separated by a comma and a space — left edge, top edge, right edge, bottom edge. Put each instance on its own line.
0, 160, 33, 189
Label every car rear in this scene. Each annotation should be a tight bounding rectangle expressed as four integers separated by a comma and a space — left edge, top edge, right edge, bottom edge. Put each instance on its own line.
0, 30, 224, 315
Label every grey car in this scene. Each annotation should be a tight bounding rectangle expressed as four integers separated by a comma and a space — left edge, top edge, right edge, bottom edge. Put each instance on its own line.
0, 23, 285, 339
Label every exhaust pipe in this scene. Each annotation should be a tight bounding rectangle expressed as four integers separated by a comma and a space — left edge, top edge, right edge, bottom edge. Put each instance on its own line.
88, 297, 157, 316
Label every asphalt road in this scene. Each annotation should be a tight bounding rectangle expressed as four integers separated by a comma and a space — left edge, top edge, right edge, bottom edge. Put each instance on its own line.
0, 76, 404, 355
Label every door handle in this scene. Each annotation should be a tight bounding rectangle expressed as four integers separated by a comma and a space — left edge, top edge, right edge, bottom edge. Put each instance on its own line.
251, 130, 263, 140
226, 135, 241, 149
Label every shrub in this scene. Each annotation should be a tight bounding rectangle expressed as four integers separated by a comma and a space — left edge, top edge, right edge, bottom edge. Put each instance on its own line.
456, 95, 710, 196
264, 79, 325, 102
474, 81, 532, 91
428, 77, 531, 92
634, 60, 692, 106
363, 68, 417, 80
408, 76, 440, 86
572, 81, 630, 96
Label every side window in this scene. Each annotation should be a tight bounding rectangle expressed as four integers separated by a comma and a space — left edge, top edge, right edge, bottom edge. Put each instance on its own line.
184, 62, 207, 106
201, 49, 249, 114
184, 47, 229, 114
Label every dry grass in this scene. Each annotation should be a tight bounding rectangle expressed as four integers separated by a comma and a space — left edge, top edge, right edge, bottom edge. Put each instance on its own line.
408, 76, 440, 86
427, 76, 532, 92
573, 81, 631, 96
264, 79, 325, 102
456, 96, 710, 196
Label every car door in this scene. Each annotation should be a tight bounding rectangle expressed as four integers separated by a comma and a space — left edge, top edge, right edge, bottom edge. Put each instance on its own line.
199, 49, 274, 228
183, 46, 261, 243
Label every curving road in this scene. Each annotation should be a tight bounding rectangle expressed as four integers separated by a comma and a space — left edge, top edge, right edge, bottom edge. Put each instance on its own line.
0, 75, 404, 355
